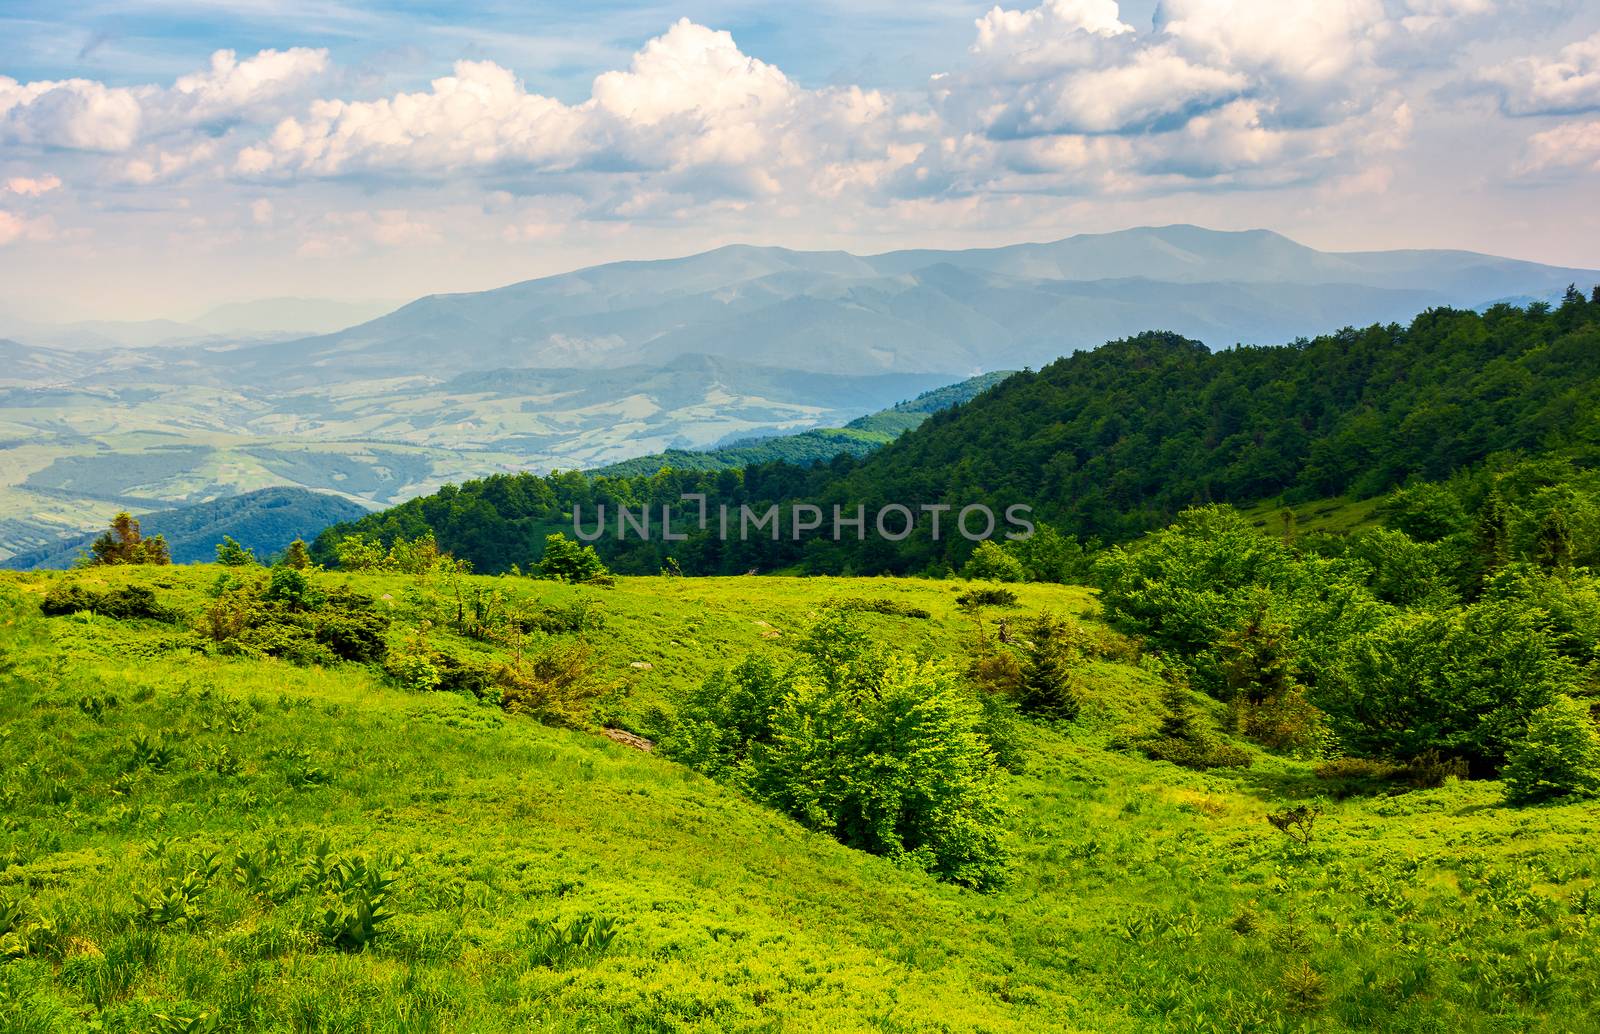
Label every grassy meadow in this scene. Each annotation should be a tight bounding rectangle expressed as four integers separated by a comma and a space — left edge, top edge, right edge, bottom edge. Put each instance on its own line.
1, 565, 1598, 1032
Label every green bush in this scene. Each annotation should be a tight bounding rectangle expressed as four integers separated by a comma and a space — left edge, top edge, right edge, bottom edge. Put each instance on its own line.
1322, 601, 1577, 770
829, 596, 931, 619
536, 533, 608, 582
1502, 696, 1600, 803
40, 583, 177, 622
955, 587, 1018, 610
962, 540, 1024, 582
756, 654, 1012, 889
669, 612, 1013, 890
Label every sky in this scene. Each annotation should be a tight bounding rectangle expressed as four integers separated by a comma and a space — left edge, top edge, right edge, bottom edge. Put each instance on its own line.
2, 0, 1599, 322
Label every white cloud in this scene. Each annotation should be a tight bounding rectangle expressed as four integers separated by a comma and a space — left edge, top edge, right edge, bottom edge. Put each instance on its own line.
1480, 31, 1600, 116
0, 210, 54, 246
1519, 118, 1600, 174
164, 47, 330, 129
235, 19, 905, 209
250, 198, 275, 225
5, 174, 62, 197
0, 76, 143, 151
0, 47, 328, 155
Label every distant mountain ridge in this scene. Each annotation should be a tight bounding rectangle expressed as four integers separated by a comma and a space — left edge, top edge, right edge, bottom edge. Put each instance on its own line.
171, 225, 1600, 385
1, 487, 371, 570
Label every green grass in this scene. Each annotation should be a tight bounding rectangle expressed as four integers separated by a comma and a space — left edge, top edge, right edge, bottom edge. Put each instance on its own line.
1240, 495, 1385, 539
1, 566, 1597, 1032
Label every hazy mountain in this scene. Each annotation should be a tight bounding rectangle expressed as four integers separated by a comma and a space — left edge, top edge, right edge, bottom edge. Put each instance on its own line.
1, 487, 371, 570
191, 297, 403, 336
0, 339, 77, 386
190, 225, 1598, 384
0, 315, 215, 351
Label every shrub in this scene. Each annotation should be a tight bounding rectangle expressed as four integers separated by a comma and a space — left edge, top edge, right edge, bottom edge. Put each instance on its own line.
955, 587, 1019, 610
962, 540, 1024, 582
200, 575, 389, 668
1265, 803, 1323, 847
662, 654, 789, 784
85, 512, 170, 566
520, 597, 607, 635
1141, 678, 1252, 770
756, 654, 1012, 889
388, 652, 441, 693
280, 539, 313, 570
1400, 749, 1470, 788
41, 583, 177, 622
1322, 601, 1578, 770
1314, 757, 1405, 797
215, 536, 257, 566
536, 533, 608, 582
829, 596, 931, 619
1232, 688, 1328, 757
264, 567, 325, 611
497, 642, 606, 726
1502, 696, 1600, 803
667, 614, 1014, 889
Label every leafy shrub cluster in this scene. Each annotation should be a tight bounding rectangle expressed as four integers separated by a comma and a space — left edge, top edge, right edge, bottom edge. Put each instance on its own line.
41, 583, 178, 622
664, 609, 1013, 889
535, 533, 610, 583
202, 570, 389, 667
1098, 493, 1600, 789
827, 596, 931, 619
956, 587, 1018, 610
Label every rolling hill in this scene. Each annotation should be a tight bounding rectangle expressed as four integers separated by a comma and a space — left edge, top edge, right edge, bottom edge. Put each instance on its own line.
1, 486, 371, 570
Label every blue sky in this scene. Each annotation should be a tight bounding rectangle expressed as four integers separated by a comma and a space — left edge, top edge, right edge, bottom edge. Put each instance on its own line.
1, 1, 1597, 321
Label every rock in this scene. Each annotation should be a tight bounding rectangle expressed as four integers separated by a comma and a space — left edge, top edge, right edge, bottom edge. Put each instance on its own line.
602, 728, 654, 752
630, 661, 654, 670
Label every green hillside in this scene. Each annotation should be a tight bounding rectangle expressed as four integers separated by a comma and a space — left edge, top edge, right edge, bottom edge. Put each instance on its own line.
311, 291, 1600, 578
592, 371, 1013, 478
3, 561, 1599, 1031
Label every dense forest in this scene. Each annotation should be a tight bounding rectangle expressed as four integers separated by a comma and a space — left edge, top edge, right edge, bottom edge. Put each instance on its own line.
316, 288, 1600, 578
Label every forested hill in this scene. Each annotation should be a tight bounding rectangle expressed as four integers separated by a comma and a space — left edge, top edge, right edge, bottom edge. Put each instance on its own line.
592, 371, 1013, 477
813, 287, 1600, 547
316, 288, 1600, 575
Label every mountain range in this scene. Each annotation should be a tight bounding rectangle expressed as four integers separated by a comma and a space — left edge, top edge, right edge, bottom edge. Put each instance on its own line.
1, 225, 1595, 562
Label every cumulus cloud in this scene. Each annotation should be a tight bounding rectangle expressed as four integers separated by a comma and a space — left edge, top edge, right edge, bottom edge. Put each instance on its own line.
0, 47, 327, 155
1518, 118, 1600, 174
234, 19, 904, 211
0, 76, 143, 151
1480, 31, 1600, 116
0, 0, 1584, 256
5, 174, 62, 196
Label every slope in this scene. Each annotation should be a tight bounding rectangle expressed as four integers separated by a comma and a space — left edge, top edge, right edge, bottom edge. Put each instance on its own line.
1, 567, 1596, 1031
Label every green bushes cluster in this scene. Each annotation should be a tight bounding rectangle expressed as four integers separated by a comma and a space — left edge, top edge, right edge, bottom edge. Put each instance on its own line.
826, 596, 931, 619
664, 610, 1013, 889
40, 583, 178, 622
1098, 499, 1596, 785
201, 572, 389, 667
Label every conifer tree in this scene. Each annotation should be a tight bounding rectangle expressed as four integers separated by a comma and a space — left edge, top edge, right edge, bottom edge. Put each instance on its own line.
1019, 612, 1079, 719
